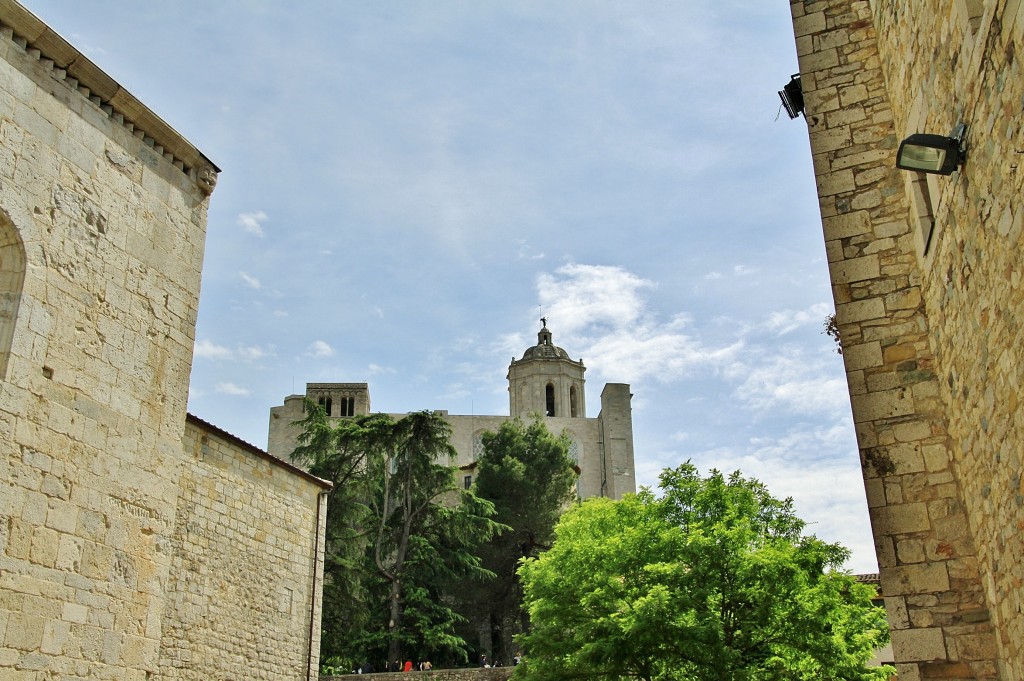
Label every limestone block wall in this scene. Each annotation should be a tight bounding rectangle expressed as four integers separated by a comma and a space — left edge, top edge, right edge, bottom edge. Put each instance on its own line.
269, 391, 628, 504
867, 2, 1024, 677
444, 413, 603, 499
165, 417, 330, 681
790, 0, 1022, 678
0, 3, 217, 678
598, 383, 635, 500
325, 669, 513, 681
269, 394, 312, 461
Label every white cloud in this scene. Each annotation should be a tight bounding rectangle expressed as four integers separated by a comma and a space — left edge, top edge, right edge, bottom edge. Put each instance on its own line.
309, 340, 335, 357
515, 239, 545, 261
533, 263, 739, 383
237, 345, 270, 361
368, 363, 396, 375
215, 382, 251, 396
763, 302, 832, 336
239, 271, 262, 289
194, 339, 232, 359
237, 210, 267, 237
726, 348, 848, 416
537, 263, 651, 335
192, 340, 271, 362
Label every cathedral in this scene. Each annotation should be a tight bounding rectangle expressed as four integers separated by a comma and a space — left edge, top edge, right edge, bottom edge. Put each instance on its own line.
268, 320, 636, 500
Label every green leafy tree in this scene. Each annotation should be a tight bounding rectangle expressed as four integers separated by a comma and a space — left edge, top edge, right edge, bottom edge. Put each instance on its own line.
360, 411, 503, 665
291, 407, 503, 669
516, 463, 893, 681
466, 417, 578, 663
290, 404, 390, 666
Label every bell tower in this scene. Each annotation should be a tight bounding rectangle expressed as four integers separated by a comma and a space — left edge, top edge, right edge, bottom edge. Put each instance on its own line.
507, 319, 586, 419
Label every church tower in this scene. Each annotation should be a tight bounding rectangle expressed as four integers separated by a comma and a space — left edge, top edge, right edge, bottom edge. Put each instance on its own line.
507, 319, 586, 419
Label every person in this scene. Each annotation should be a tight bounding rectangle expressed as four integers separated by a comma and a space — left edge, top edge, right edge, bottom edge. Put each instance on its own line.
422, 660, 432, 671
513, 652, 521, 666
480, 654, 488, 668
403, 660, 413, 672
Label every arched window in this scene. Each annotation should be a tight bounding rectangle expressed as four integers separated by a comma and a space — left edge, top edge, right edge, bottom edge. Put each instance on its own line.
545, 383, 556, 417
570, 386, 578, 417
0, 212, 26, 380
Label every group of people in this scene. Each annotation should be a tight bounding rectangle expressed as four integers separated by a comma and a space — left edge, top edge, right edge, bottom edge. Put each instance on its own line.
356, 659, 431, 672
479, 653, 521, 668
350, 653, 522, 673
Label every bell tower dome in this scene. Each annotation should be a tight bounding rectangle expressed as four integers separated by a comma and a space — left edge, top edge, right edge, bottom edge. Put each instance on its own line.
507, 319, 586, 418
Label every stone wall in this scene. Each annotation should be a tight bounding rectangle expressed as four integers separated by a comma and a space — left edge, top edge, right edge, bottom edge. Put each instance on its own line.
324, 669, 514, 681
161, 417, 330, 681
0, 2, 217, 677
790, 0, 1023, 678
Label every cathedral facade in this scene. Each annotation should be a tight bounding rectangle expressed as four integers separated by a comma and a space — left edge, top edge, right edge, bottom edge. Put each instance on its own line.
269, 321, 636, 501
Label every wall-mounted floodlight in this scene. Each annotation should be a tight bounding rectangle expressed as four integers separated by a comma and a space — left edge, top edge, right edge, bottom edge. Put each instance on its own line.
896, 123, 967, 175
778, 74, 804, 119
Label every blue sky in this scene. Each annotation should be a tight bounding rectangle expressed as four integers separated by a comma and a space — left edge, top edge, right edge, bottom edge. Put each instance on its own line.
24, 1, 877, 573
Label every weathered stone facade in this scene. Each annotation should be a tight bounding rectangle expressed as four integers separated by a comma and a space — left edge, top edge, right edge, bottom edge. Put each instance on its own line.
269, 323, 637, 501
0, 3, 329, 679
162, 416, 330, 681
789, 1, 1023, 678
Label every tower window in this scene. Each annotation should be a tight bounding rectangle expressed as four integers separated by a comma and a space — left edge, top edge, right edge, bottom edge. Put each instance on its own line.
546, 383, 556, 417
339, 396, 355, 417
318, 396, 333, 416
570, 386, 578, 417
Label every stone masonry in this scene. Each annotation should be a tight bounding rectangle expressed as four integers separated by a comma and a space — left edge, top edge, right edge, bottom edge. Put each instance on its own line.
325, 670, 513, 681
790, 1, 1023, 679
0, 3, 329, 680
164, 416, 330, 681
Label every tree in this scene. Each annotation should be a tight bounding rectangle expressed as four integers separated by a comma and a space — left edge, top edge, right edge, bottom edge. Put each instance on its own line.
516, 463, 892, 681
364, 411, 503, 664
291, 407, 503, 669
290, 404, 389, 664
467, 417, 578, 662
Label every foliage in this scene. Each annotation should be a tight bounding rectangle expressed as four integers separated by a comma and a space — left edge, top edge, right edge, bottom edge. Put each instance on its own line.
516, 463, 893, 681
292, 406, 504, 667
466, 417, 578, 662
291, 403, 386, 662
824, 312, 843, 354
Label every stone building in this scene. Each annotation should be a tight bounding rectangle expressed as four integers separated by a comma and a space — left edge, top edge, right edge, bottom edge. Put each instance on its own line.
269, 320, 637, 501
788, 1, 1022, 678
0, 2, 329, 680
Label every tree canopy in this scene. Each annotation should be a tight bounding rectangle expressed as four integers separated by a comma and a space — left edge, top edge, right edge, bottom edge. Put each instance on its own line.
291, 405, 503, 669
516, 463, 892, 681
464, 417, 578, 662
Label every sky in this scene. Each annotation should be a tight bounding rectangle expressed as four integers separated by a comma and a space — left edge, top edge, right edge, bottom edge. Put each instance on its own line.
22, 1, 878, 573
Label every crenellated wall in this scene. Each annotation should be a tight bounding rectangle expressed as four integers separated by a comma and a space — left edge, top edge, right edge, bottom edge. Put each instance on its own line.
789, 1, 1024, 678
